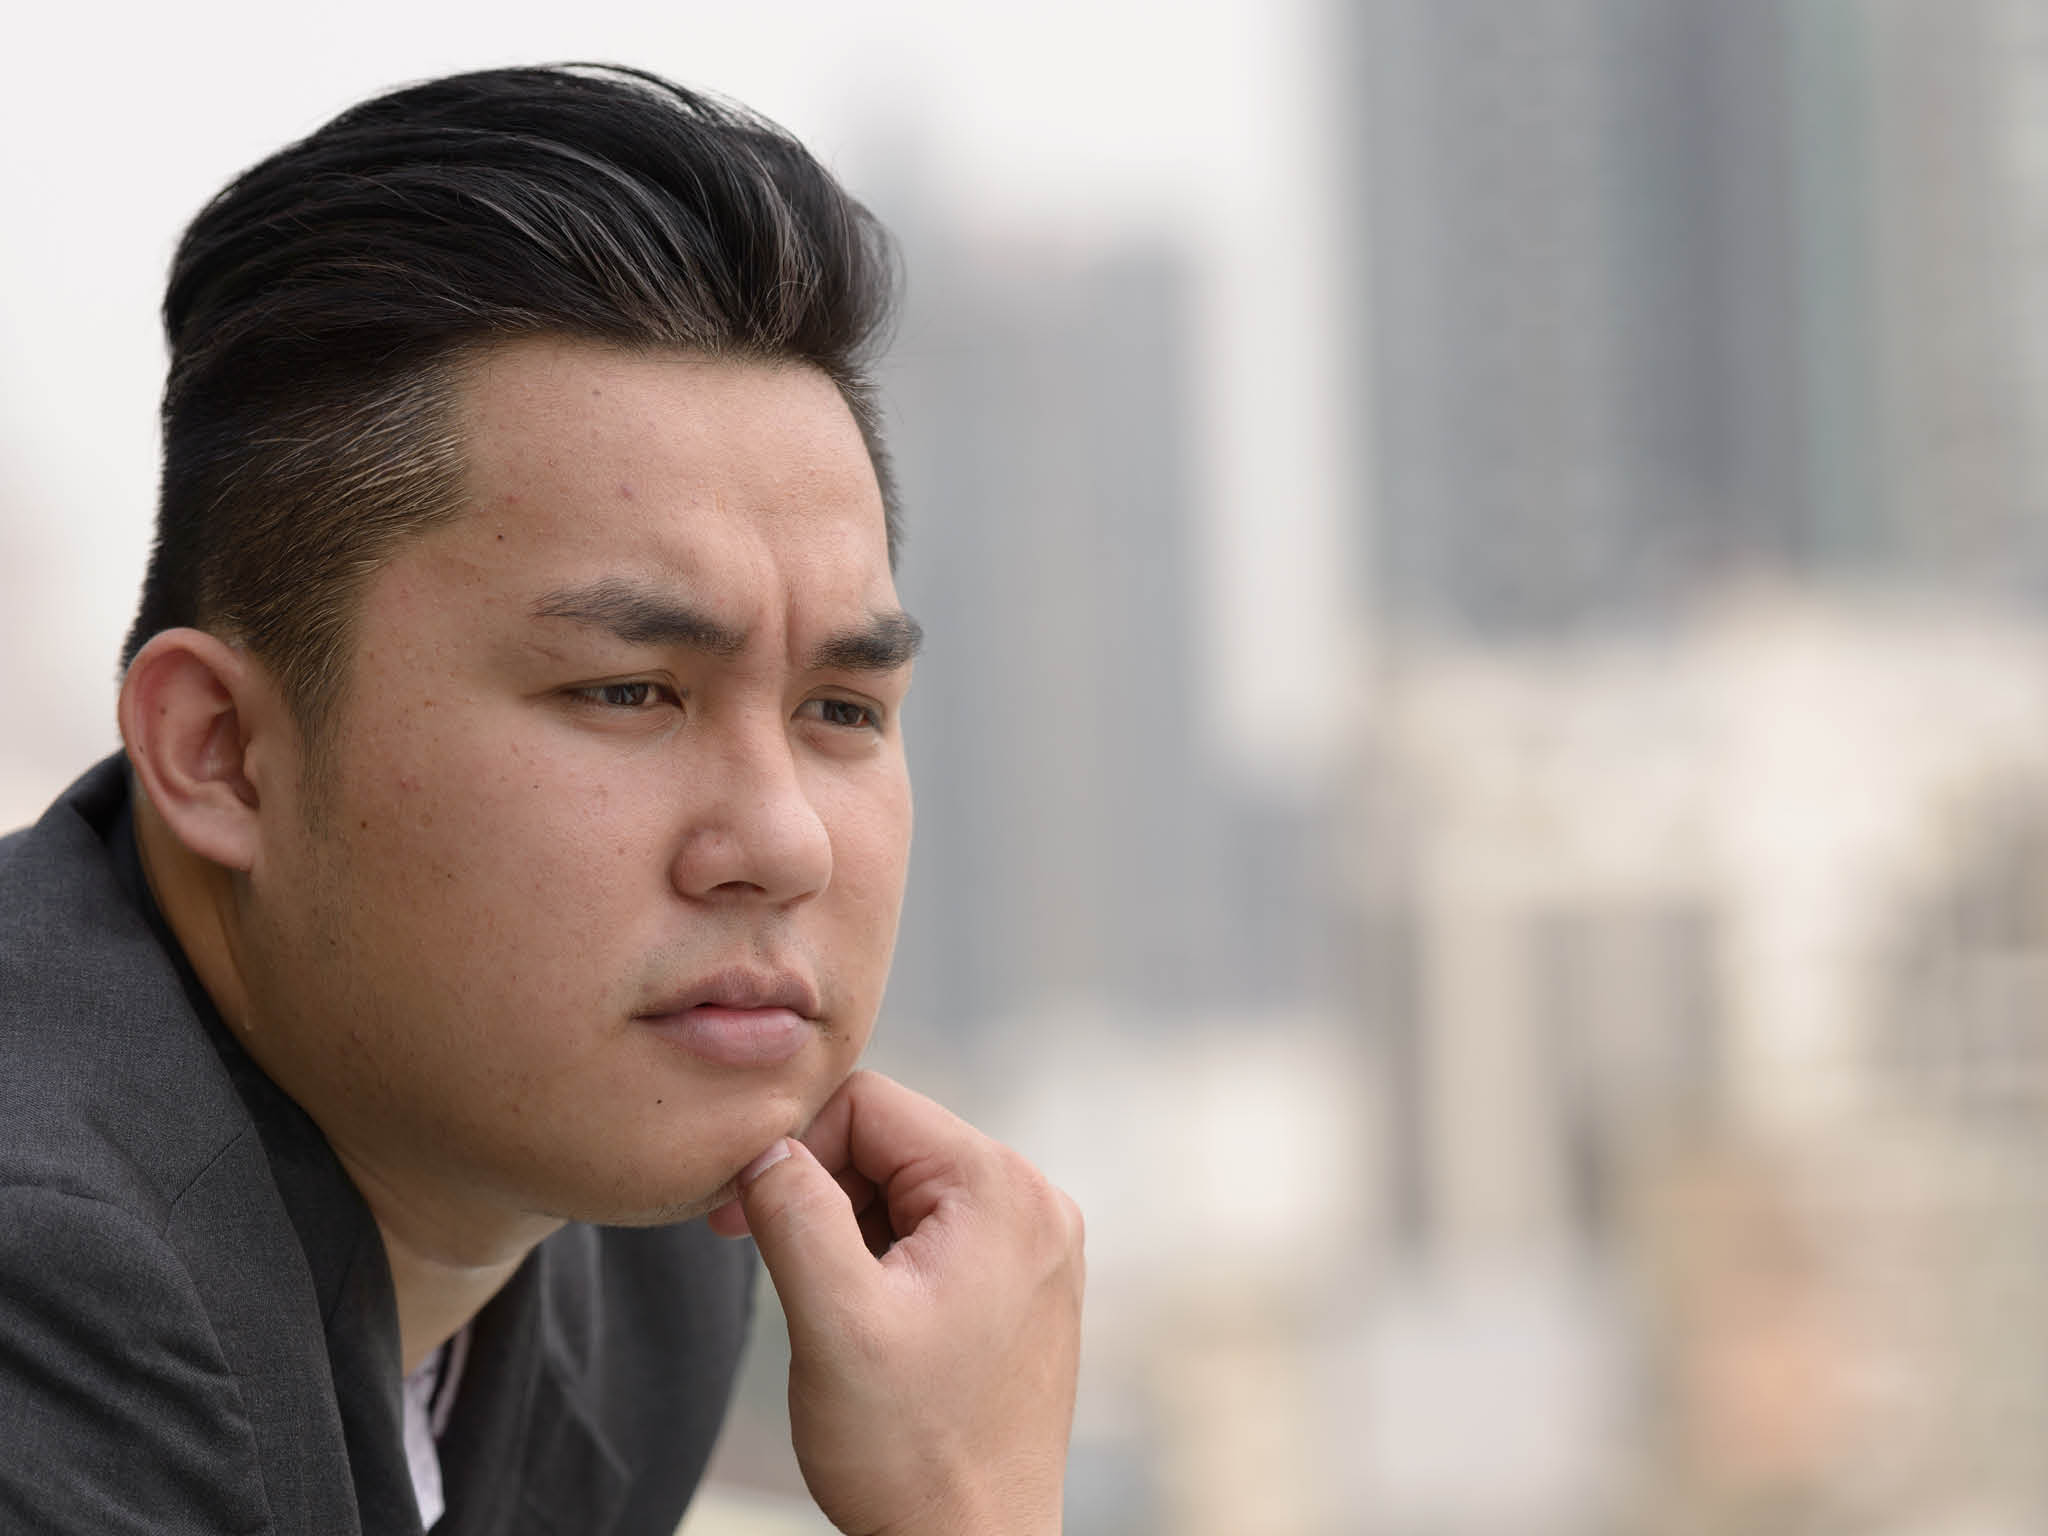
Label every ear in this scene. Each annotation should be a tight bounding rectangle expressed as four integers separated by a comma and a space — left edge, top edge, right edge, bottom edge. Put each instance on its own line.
118, 629, 286, 872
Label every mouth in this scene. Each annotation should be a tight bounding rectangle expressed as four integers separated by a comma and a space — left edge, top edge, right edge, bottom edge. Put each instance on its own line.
635, 968, 822, 1070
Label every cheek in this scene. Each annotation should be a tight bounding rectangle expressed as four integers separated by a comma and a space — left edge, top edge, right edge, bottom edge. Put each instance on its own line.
329, 721, 648, 995
823, 771, 913, 955
823, 754, 910, 877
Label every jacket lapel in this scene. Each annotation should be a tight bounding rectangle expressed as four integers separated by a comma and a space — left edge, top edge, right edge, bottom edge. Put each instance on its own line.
103, 776, 418, 1535
219, 1009, 420, 1536
437, 1244, 631, 1536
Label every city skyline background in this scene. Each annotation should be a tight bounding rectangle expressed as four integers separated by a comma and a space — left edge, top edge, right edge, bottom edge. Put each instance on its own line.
9, 3, 2048, 1533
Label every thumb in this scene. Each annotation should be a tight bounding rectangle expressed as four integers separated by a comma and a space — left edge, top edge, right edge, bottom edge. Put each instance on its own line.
737, 1138, 876, 1325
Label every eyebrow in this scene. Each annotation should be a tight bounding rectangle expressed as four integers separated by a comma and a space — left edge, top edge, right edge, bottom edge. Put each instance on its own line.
809, 610, 924, 673
532, 580, 747, 656
531, 578, 922, 672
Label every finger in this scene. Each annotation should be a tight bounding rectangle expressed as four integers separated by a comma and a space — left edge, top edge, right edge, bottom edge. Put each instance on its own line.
736, 1137, 879, 1325
832, 1164, 880, 1217
800, 1071, 992, 1234
704, 1195, 749, 1238
705, 1118, 884, 1241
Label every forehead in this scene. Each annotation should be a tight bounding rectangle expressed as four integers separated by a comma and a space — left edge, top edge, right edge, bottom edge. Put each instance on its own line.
443, 338, 891, 605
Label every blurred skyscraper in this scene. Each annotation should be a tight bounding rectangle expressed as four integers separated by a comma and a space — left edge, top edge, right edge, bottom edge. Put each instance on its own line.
1349, 0, 2048, 633
1344, 0, 2048, 1269
873, 205, 1332, 1040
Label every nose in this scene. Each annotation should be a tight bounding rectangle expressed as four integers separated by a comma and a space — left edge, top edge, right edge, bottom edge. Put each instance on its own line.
668, 719, 833, 905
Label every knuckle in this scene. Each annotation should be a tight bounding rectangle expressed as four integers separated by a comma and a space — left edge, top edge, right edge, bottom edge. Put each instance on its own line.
1059, 1191, 1086, 1251
992, 1142, 1048, 1197
991, 1155, 1081, 1245
1020, 1165, 1064, 1223
1011, 1170, 1084, 1272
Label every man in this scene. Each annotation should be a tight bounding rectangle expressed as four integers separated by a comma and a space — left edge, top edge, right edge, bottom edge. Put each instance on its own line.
0, 64, 1083, 1535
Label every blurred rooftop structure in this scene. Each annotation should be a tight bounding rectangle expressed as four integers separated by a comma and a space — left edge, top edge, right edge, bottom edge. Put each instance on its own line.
1340, 589, 2048, 1533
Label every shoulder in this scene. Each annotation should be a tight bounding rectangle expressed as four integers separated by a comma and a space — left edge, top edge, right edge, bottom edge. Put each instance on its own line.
0, 768, 283, 1524
0, 1184, 273, 1533
0, 767, 364, 1531
0, 758, 251, 1218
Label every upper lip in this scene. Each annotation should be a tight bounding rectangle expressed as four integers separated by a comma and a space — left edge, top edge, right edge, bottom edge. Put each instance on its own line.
638, 968, 821, 1020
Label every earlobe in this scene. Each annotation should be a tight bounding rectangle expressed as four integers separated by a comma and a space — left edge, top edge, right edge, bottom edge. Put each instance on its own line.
118, 629, 271, 872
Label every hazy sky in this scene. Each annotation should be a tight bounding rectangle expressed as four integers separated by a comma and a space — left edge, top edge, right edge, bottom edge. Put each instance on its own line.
0, 0, 1352, 825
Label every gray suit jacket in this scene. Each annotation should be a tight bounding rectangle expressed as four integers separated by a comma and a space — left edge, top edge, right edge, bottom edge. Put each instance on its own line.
0, 759, 755, 1534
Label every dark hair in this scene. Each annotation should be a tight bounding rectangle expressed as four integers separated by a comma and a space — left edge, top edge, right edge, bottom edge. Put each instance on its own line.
124, 63, 899, 756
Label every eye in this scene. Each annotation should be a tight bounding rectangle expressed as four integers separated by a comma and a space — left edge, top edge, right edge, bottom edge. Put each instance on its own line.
571, 680, 677, 710
800, 696, 882, 731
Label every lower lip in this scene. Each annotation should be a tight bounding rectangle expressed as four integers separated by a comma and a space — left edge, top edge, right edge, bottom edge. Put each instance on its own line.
641, 1007, 813, 1068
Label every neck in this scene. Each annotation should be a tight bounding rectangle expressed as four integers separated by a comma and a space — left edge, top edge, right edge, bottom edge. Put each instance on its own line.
337, 1152, 548, 1373
132, 787, 557, 1374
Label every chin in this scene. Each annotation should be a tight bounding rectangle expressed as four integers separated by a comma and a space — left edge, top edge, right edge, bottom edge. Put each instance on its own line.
528, 1185, 723, 1229
596, 1162, 749, 1227
517, 1077, 832, 1226
519, 1141, 754, 1229
598, 1185, 737, 1229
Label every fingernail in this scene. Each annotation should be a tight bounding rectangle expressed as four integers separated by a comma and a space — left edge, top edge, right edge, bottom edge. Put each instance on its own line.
739, 1139, 793, 1187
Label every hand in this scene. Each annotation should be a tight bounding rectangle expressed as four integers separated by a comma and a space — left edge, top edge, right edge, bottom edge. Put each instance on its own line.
708, 1070, 1084, 1536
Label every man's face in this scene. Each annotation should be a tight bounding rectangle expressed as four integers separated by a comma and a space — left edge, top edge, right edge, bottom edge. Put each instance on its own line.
237, 338, 914, 1230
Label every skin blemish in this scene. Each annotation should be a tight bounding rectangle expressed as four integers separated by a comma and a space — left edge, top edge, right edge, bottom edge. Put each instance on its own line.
618, 483, 634, 500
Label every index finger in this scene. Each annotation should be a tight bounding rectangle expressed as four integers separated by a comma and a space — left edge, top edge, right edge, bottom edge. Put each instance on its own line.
800, 1070, 996, 1237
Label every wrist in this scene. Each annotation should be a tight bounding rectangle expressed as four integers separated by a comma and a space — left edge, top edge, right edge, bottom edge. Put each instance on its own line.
870, 1478, 1061, 1536
880, 1515, 1058, 1536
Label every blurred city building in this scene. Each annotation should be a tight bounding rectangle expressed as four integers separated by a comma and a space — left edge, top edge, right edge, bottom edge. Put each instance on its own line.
1348, 0, 2048, 632
1349, 592, 2048, 1533
1331, 3, 2048, 1533
881, 189, 1367, 1535
875, 209, 1339, 1041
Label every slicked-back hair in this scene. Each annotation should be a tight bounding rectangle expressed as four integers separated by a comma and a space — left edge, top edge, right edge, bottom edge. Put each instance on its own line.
124, 63, 900, 770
